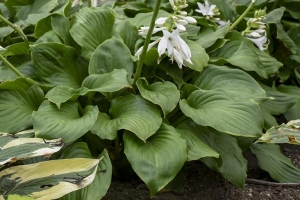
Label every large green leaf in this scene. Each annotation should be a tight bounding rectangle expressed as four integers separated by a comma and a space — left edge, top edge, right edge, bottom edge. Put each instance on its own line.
59, 142, 93, 159
90, 95, 162, 141
0, 130, 63, 166
251, 143, 300, 183
136, 78, 180, 117
0, 78, 44, 133
88, 38, 133, 76
257, 120, 300, 145
33, 101, 98, 143
210, 41, 267, 78
51, 15, 73, 45
185, 40, 209, 72
15, 0, 58, 23
124, 124, 187, 196
114, 20, 139, 54
265, 7, 297, 54
260, 84, 298, 115
196, 25, 229, 49
0, 158, 100, 199
193, 65, 267, 103
180, 90, 263, 137
198, 127, 247, 188
127, 10, 169, 28
277, 85, 300, 121
176, 119, 219, 161
61, 149, 112, 200
83, 69, 133, 92
31, 42, 88, 88
70, 8, 115, 60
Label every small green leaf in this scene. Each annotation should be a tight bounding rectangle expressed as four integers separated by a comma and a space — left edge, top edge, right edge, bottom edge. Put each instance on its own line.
46, 86, 89, 108
70, 8, 115, 60
59, 142, 93, 159
90, 95, 162, 141
251, 143, 300, 183
185, 40, 209, 72
176, 119, 219, 161
82, 69, 133, 93
124, 124, 187, 196
180, 90, 263, 137
196, 25, 229, 49
88, 38, 133, 76
0, 78, 44, 133
137, 78, 180, 117
33, 101, 98, 143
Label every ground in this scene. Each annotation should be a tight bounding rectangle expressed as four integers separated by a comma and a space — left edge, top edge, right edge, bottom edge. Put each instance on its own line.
103, 144, 300, 200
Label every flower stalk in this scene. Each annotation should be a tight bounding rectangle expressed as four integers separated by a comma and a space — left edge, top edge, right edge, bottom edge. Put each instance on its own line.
0, 14, 29, 47
229, 0, 257, 31
0, 53, 25, 77
133, 0, 162, 84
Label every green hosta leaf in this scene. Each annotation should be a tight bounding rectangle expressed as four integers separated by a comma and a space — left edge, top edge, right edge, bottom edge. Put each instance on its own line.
251, 143, 300, 183
185, 40, 209, 72
2, 43, 29, 56
51, 15, 73, 45
83, 69, 133, 93
196, 25, 229, 49
257, 120, 300, 145
33, 101, 98, 143
59, 142, 93, 159
176, 119, 219, 161
206, 39, 228, 53
128, 10, 169, 28
46, 86, 89, 109
193, 65, 267, 103
136, 78, 180, 117
15, 0, 58, 23
89, 38, 133, 76
35, 30, 63, 44
180, 90, 263, 137
260, 84, 298, 115
0, 132, 63, 166
61, 149, 112, 200
199, 127, 247, 188
277, 85, 300, 121
70, 8, 115, 60
90, 95, 162, 141
7, 195, 34, 200
31, 42, 88, 88
114, 20, 139, 54
211, 41, 267, 78
124, 124, 187, 196
265, 7, 297, 54
34, 16, 52, 38
0, 158, 100, 199
0, 78, 44, 133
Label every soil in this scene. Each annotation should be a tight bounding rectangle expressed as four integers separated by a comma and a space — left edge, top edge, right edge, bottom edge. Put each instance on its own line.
103, 144, 300, 200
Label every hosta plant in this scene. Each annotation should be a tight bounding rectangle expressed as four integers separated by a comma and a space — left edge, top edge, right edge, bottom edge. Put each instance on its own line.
0, 0, 300, 199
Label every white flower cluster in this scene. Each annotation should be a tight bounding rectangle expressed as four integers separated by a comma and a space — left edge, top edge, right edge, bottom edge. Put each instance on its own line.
135, 0, 196, 69
243, 9, 269, 51
195, 0, 229, 27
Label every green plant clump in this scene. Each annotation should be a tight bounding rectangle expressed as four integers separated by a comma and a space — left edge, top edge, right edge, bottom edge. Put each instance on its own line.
0, 0, 300, 199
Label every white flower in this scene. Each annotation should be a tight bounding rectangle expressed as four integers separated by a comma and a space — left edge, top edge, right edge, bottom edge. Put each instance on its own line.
135, 38, 161, 58
195, 0, 216, 17
158, 29, 192, 68
246, 34, 269, 51
138, 26, 166, 37
215, 19, 230, 28
177, 15, 197, 24
92, 0, 98, 7
155, 17, 169, 26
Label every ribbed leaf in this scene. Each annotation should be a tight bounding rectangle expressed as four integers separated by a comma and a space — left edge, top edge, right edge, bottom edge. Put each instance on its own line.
91, 95, 162, 141
137, 78, 180, 117
180, 90, 263, 137
124, 124, 187, 196
176, 119, 219, 161
70, 8, 115, 60
0, 78, 44, 133
251, 143, 300, 183
185, 40, 209, 72
88, 38, 133, 76
33, 101, 98, 143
